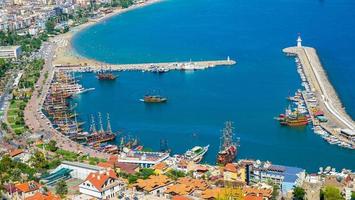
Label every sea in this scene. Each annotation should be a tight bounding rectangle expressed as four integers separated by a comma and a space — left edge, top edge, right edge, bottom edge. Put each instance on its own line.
71, 0, 355, 171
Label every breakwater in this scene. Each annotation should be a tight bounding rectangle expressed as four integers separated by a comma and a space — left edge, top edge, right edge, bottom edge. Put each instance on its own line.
54, 59, 236, 72
283, 45, 355, 146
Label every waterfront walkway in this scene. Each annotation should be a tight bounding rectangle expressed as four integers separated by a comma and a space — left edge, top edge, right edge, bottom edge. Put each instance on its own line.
24, 42, 110, 159
54, 59, 236, 72
283, 46, 355, 134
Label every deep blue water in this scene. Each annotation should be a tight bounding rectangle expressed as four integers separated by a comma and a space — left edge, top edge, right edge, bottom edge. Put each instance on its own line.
71, 0, 355, 171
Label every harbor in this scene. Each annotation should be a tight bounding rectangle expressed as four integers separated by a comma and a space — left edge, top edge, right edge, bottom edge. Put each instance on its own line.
282, 36, 355, 149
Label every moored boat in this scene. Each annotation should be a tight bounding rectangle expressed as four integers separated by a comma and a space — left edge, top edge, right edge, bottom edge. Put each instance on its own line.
140, 95, 167, 103
217, 121, 239, 165
184, 145, 209, 163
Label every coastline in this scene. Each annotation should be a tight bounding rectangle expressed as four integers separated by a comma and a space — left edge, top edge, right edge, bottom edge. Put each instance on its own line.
52, 0, 164, 67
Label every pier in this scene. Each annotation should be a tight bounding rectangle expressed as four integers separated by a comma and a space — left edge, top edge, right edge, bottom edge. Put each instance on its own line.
283, 42, 355, 145
54, 59, 236, 72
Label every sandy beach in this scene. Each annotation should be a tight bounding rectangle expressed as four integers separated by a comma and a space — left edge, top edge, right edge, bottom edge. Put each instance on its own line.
52, 0, 163, 67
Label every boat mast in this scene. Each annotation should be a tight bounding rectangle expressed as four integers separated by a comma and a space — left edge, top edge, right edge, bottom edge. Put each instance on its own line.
89, 114, 97, 133
106, 113, 112, 134
74, 110, 79, 134
98, 112, 104, 133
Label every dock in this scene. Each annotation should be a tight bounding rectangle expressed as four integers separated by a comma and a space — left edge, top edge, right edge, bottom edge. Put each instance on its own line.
54, 59, 236, 72
283, 43, 355, 145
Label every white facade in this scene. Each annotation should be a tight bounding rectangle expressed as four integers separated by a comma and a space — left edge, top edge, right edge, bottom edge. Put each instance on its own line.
117, 151, 170, 168
0, 46, 22, 59
54, 161, 104, 180
79, 175, 125, 199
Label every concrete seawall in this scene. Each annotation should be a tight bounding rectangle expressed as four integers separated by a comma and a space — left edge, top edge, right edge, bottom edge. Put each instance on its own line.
283, 46, 354, 132
54, 59, 236, 72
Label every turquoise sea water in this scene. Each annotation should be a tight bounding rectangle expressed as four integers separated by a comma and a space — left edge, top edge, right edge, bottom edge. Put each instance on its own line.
72, 0, 355, 171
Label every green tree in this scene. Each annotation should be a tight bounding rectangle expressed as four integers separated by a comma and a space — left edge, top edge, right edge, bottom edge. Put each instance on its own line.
45, 19, 56, 33
47, 140, 58, 152
138, 168, 155, 179
29, 151, 49, 170
165, 169, 186, 181
293, 186, 306, 200
1, 122, 8, 131
128, 175, 138, 184
0, 58, 5, 67
322, 186, 344, 200
271, 184, 280, 200
55, 180, 68, 198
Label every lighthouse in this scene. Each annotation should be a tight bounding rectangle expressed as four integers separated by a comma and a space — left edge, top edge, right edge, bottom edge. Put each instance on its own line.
297, 34, 302, 48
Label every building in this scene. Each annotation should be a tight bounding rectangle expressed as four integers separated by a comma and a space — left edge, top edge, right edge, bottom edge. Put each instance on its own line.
79, 169, 125, 199
152, 162, 168, 175
249, 161, 305, 194
0, 46, 22, 59
223, 163, 246, 183
243, 186, 272, 200
53, 161, 105, 180
25, 191, 61, 200
116, 162, 140, 174
164, 177, 208, 198
117, 150, 170, 168
133, 174, 172, 197
8, 181, 42, 199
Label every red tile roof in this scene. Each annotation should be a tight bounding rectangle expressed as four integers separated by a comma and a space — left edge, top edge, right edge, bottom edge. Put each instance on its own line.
108, 155, 118, 164
116, 162, 139, 174
85, 170, 118, 191
25, 192, 61, 200
9, 149, 24, 157
224, 163, 238, 173
97, 162, 114, 169
244, 194, 263, 200
153, 162, 167, 170
172, 195, 191, 200
15, 181, 41, 193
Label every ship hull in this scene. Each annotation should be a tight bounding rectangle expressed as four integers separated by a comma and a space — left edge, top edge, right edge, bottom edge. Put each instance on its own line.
217, 145, 237, 165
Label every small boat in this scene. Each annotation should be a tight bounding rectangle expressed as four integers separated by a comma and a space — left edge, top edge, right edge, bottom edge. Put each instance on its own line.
140, 95, 167, 103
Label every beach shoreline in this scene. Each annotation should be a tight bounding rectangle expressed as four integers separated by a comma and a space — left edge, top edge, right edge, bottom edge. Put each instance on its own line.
52, 0, 164, 67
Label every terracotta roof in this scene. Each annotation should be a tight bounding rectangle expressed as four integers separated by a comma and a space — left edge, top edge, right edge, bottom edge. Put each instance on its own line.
201, 188, 222, 199
224, 163, 238, 173
134, 174, 171, 192
243, 187, 272, 199
108, 155, 118, 164
195, 165, 209, 172
97, 162, 114, 169
153, 162, 167, 170
165, 183, 194, 196
116, 162, 139, 174
85, 169, 118, 192
177, 177, 208, 191
9, 149, 24, 157
15, 181, 41, 193
172, 195, 191, 200
244, 194, 263, 200
25, 192, 61, 200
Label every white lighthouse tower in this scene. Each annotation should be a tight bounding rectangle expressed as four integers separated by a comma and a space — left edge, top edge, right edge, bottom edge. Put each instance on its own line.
297, 34, 302, 48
